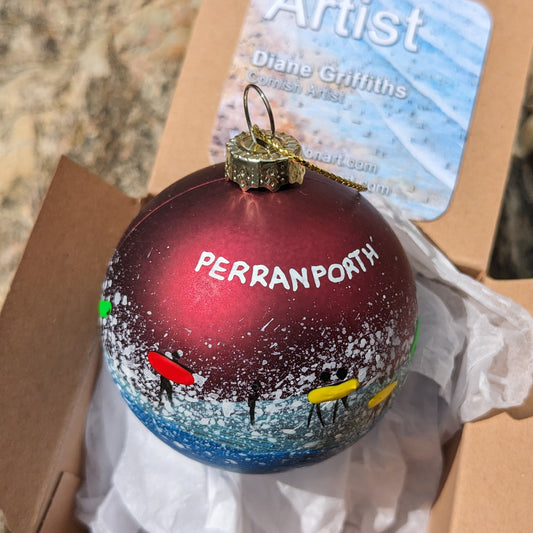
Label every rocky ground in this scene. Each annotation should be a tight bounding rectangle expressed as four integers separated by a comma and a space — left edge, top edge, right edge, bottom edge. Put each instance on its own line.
0, 0, 201, 307
490, 62, 533, 279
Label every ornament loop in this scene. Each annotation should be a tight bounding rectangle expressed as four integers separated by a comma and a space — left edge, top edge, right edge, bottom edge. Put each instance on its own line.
243, 84, 276, 146
230, 84, 367, 193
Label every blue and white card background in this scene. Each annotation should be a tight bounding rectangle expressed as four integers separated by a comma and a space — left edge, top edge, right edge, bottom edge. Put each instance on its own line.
210, 0, 491, 221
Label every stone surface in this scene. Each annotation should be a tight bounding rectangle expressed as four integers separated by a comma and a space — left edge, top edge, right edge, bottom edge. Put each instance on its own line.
0, 510, 10, 533
490, 60, 533, 280
0, 0, 201, 306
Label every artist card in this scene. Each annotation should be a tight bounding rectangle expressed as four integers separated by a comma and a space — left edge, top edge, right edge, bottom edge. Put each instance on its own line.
210, 0, 491, 220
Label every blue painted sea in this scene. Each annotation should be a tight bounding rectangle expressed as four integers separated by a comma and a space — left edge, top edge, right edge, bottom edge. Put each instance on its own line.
104, 345, 411, 473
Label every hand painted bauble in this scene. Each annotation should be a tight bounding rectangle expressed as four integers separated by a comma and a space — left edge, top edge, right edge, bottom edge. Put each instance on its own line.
100, 163, 418, 473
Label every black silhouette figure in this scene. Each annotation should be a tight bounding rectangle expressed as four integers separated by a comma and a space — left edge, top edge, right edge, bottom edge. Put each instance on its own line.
307, 368, 350, 427
364, 385, 395, 427
159, 351, 193, 403
363, 365, 398, 424
332, 367, 349, 423
365, 394, 392, 426
248, 380, 262, 425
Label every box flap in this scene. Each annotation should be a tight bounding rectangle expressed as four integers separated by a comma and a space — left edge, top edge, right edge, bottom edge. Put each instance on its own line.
436, 413, 533, 533
39, 473, 85, 533
0, 157, 140, 532
148, 0, 248, 194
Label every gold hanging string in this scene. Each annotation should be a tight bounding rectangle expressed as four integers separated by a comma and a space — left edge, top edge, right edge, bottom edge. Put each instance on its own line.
252, 125, 368, 192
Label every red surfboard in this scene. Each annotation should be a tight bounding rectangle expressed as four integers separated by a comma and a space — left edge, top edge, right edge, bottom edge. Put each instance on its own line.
148, 351, 195, 385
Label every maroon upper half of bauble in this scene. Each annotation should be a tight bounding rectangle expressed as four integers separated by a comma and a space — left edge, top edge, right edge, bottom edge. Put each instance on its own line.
102, 164, 417, 403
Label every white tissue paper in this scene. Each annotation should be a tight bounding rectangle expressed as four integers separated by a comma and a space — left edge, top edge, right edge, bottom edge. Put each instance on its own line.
76, 195, 533, 533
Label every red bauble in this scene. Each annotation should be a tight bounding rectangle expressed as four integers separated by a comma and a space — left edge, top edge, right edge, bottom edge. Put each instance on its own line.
101, 163, 418, 473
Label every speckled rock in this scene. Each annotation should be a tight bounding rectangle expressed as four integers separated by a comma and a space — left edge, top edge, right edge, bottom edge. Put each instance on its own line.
0, 509, 10, 533
0, 0, 200, 305
489, 54, 533, 280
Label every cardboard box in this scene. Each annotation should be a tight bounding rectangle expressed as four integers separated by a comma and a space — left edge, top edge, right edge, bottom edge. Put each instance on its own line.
1, 0, 532, 531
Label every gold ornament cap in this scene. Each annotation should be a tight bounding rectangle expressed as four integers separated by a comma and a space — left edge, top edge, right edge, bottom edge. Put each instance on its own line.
225, 84, 305, 192
225, 84, 368, 193
225, 130, 305, 192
